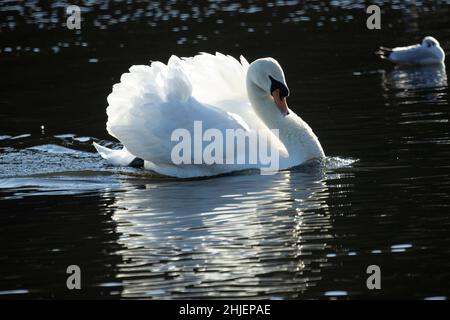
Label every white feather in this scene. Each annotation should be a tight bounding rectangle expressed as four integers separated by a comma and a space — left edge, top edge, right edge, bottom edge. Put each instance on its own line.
96, 53, 324, 178
380, 36, 445, 65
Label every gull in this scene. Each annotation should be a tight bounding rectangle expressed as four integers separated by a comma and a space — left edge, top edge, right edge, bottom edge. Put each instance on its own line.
376, 36, 445, 65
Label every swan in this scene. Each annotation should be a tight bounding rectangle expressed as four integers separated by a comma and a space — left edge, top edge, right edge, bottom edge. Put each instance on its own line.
94, 53, 324, 178
376, 36, 445, 65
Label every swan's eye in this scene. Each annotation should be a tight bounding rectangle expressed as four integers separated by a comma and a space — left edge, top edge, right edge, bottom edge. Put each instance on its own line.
269, 76, 289, 98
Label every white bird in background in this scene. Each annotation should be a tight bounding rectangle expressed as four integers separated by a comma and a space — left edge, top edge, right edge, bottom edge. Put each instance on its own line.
94, 53, 325, 178
376, 36, 445, 65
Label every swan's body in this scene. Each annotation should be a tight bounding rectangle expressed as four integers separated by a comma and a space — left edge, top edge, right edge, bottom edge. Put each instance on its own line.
94, 53, 324, 178
376, 36, 445, 65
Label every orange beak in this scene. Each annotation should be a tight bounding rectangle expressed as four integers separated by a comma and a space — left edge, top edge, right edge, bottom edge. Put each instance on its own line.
272, 88, 290, 117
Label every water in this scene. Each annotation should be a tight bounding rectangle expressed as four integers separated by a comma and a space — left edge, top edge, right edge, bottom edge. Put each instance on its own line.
1, 0, 449, 299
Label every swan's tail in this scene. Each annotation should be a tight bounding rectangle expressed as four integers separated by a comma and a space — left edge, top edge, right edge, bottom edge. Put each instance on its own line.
93, 142, 139, 166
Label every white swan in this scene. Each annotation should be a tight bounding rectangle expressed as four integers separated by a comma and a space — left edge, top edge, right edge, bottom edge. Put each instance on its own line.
94, 53, 324, 178
376, 36, 445, 65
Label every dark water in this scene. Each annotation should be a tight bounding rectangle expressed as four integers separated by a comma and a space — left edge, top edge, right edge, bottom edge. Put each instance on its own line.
1, 1, 449, 299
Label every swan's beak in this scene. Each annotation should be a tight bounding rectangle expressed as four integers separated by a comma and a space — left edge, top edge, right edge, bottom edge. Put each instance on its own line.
272, 88, 290, 117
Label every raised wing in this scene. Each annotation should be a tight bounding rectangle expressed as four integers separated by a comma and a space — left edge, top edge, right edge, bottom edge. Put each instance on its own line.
181, 52, 250, 107
103, 53, 288, 170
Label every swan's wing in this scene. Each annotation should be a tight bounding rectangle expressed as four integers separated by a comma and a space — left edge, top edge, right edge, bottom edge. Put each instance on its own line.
104, 53, 288, 168
105, 55, 286, 168
180, 52, 250, 107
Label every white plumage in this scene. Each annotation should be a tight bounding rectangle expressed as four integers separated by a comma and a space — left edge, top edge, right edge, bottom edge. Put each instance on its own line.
94, 53, 325, 178
376, 36, 445, 65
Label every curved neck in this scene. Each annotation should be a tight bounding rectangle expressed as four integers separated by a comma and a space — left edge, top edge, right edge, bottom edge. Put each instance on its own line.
246, 77, 325, 161
246, 77, 286, 130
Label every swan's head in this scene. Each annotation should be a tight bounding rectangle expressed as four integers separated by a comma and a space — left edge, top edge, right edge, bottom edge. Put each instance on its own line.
247, 58, 290, 117
422, 36, 440, 48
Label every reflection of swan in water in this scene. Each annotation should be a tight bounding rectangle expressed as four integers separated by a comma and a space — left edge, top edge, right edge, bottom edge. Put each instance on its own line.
381, 64, 447, 103
103, 168, 338, 298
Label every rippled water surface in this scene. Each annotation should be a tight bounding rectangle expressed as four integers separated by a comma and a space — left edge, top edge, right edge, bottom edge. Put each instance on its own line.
1, 1, 449, 299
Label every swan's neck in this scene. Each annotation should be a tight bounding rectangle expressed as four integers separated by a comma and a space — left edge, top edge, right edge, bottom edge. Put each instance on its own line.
246, 79, 325, 160
246, 80, 287, 130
